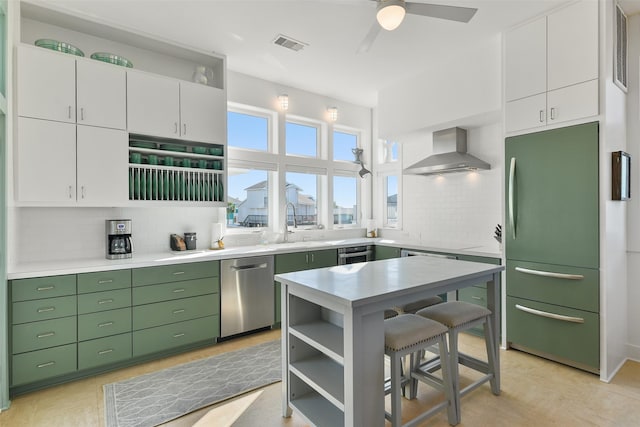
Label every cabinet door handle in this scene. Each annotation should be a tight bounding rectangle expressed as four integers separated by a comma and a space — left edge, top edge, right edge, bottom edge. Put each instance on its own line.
173, 288, 186, 293
471, 296, 483, 301
172, 271, 185, 275
174, 122, 178, 134
172, 309, 186, 314
508, 157, 517, 240
98, 321, 114, 328
515, 304, 584, 323
68, 106, 72, 119
183, 123, 186, 135
98, 299, 114, 305
80, 107, 84, 121
37, 332, 55, 338
539, 109, 544, 122
514, 266, 584, 280
97, 279, 113, 284
68, 185, 73, 199
98, 349, 114, 355
550, 107, 556, 120
81, 186, 86, 199
173, 333, 185, 338
37, 286, 55, 291
37, 307, 55, 313
305, 254, 309, 263
37, 361, 56, 368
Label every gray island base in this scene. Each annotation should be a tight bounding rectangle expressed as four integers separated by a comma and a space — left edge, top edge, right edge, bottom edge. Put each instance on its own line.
276, 256, 504, 427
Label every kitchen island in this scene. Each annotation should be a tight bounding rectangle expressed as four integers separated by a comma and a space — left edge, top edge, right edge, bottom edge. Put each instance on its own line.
276, 256, 504, 427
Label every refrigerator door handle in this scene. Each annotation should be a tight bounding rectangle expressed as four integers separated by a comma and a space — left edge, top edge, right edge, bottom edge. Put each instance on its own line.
515, 266, 584, 280
508, 157, 516, 239
515, 304, 585, 323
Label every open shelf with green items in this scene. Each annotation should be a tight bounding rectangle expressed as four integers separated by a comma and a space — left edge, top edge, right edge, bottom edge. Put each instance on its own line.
127, 135, 225, 204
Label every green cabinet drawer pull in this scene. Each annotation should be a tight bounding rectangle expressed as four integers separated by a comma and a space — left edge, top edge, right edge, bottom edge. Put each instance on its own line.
98, 299, 115, 305
37, 307, 55, 313
98, 322, 114, 328
98, 349, 114, 355
172, 271, 185, 275
37, 332, 55, 338
515, 267, 584, 280
37, 361, 56, 369
97, 279, 114, 284
173, 309, 186, 314
36, 286, 55, 291
471, 296, 483, 301
515, 304, 585, 324
173, 333, 185, 338
172, 288, 185, 293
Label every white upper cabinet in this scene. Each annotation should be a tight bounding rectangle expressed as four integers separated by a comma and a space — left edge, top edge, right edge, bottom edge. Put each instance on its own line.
505, 16, 546, 102
127, 70, 224, 144
547, 1, 599, 92
76, 60, 127, 130
504, 0, 599, 133
18, 46, 76, 123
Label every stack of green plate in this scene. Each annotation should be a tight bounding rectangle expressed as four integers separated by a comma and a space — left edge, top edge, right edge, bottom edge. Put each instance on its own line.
35, 39, 84, 57
90, 52, 133, 68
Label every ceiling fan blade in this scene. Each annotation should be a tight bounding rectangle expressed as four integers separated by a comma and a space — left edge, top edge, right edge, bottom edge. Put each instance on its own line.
405, 3, 478, 23
356, 21, 382, 54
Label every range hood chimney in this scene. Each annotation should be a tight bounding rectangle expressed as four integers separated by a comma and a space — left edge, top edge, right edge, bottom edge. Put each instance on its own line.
403, 127, 490, 175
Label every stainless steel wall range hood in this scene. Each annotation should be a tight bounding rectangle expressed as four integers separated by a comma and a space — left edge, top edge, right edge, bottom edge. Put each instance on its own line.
404, 127, 491, 175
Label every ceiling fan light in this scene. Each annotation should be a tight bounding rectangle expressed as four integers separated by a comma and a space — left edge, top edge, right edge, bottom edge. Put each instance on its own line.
377, 1, 406, 31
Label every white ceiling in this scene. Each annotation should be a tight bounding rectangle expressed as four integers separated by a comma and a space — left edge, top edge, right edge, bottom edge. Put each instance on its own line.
39, 0, 615, 107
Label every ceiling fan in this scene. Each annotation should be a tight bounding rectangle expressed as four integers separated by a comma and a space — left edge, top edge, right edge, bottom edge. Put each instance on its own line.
357, 0, 478, 53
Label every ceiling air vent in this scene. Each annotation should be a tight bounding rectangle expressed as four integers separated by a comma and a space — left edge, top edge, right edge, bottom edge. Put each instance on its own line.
273, 34, 307, 52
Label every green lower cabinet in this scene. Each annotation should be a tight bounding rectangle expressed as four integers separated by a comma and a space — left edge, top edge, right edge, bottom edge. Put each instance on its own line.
374, 245, 401, 260
12, 295, 77, 324
12, 343, 77, 386
132, 261, 219, 287
77, 288, 132, 315
132, 277, 217, 305
11, 275, 76, 302
78, 333, 132, 370
133, 315, 219, 357
507, 296, 599, 371
77, 269, 131, 294
78, 308, 132, 341
133, 294, 218, 330
12, 316, 77, 354
457, 287, 487, 336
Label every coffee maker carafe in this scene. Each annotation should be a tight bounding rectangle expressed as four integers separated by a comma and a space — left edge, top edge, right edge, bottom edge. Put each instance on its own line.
106, 220, 132, 259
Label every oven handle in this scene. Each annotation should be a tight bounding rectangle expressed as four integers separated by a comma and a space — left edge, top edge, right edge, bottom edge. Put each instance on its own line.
338, 250, 373, 259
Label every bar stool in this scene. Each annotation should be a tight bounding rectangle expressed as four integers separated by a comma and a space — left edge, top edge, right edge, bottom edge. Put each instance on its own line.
416, 301, 498, 424
384, 314, 456, 426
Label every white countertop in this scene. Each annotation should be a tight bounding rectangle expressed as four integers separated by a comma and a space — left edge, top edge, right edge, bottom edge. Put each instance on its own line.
7, 237, 502, 280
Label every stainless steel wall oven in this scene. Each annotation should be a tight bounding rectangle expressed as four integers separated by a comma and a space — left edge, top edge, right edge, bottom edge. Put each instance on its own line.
338, 245, 373, 264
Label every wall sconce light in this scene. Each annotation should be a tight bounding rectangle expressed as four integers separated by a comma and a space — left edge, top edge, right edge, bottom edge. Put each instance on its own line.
278, 94, 289, 111
328, 107, 338, 122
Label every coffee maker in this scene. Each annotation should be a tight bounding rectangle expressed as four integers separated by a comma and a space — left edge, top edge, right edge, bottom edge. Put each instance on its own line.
106, 219, 132, 259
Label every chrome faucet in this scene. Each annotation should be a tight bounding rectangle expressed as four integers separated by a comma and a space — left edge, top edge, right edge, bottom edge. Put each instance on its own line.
284, 202, 297, 242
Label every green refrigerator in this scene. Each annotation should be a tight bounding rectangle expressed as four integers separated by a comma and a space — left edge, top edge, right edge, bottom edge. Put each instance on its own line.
505, 122, 600, 373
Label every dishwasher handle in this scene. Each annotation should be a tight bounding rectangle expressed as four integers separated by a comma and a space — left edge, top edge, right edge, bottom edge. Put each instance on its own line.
230, 263, 269, 271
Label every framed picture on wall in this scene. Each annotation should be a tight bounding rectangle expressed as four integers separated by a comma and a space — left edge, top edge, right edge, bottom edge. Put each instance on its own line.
612, 150, 631, 201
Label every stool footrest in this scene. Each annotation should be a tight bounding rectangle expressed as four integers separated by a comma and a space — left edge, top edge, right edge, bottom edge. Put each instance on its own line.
460, 373, 495, 397
459, 354, 491, 374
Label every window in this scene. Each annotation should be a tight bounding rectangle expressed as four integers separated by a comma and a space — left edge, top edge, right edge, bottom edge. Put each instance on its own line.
383, 141, 399, 163
227, 168, 270, 228
285, 172, 318, 227
333, 130, 357, 162
333, 175, 357, 226
385, 175, 398, 226
228, 111, 269, 151
286, 121, 318, 157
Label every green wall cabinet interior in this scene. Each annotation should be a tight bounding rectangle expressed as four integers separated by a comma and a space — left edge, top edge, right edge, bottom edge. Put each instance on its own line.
505, 122, 599, 269
274, 249, 338, 324
374, 245, 401, 260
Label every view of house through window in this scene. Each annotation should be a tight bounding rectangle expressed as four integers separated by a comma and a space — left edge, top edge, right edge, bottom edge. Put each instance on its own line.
385, 175, 398, 226
227, 168, 269, 228
333, 175, 357, 225
285, 172, 318, 227
286, 121, 318, 157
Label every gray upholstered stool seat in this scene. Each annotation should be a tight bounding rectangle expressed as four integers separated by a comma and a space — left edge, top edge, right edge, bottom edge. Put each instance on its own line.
384, 314, 456, 426
396, 295, 444, 314
416, 301, 498, 424
385, 308, 400, 319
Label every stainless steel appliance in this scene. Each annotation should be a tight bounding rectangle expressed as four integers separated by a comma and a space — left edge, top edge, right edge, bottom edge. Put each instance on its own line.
220, 255, 274, 338
338, 245, 373, 264
106, 219, 132, 260
400, 249, 457, 260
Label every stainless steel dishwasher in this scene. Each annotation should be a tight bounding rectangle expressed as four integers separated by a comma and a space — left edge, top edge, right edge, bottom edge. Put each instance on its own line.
220, 255, 274, 338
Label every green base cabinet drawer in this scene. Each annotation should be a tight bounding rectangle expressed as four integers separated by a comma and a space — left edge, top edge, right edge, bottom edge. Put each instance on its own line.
132, 277, 218, 305
458, 286, 487, 307
78, 288, 132, 314
78, 269, 131, 294
132, 315, 219, 357
12, 316, 77, 354
12, 295, 77, 324
374, 246, 402, 260
11, 275, 76, 302
12, 343, 77, 386
506, 260, 599, 312
78, 308, 132, 341
132, 261, 219, 287
133, 294, 218, 330
507, 296, 599, 370
78, 333, 132, 370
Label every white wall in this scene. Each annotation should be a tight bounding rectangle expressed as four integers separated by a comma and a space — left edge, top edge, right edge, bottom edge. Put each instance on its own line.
398, 123, 502, 249
377, 35, 502, 139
